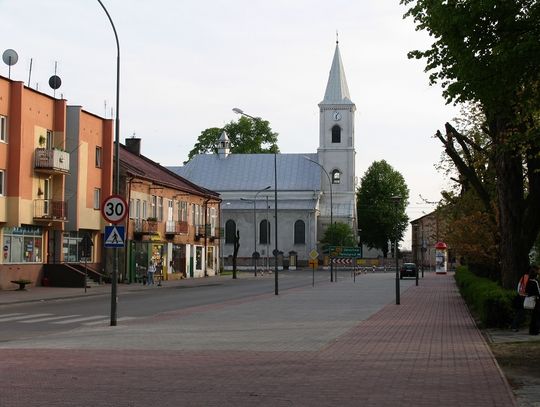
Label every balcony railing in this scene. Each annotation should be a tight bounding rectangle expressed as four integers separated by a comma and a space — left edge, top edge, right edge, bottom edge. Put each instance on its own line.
133, 219, 159, 234
195, 224, 219, 239
34, 148, 70, 174
34, 199, 67, 221
165, 220, 188, 235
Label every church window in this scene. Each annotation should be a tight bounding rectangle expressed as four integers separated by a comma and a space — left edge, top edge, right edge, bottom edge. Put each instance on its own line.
259, 220, 270, 244
225, 220, 236, 244
332, 169, 341, 184
294, 220, 305, 245
331, 125, 341, 143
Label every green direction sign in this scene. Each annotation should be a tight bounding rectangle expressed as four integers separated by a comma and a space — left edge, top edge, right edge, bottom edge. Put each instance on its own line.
327, 246, 362, 258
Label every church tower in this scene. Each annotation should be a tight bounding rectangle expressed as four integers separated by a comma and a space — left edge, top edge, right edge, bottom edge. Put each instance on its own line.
317, 41, 357, 235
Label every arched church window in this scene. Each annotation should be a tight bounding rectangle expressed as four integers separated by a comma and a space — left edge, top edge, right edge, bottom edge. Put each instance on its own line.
294, 220, 306, 245
331, 125, 341, 143
259, 219, 270, 244
225, 220, 236, 244
332, 169, 341, 184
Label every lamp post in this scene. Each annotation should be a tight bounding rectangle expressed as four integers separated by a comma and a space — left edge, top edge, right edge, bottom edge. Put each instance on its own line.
241, 186, 270, 276
97, 0, 120, 327
303, 156, 334, 282
390, 196, 402, 305
233, 108, 279, 294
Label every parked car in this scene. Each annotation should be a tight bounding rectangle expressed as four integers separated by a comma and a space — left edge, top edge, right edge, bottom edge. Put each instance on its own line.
400, 263, 417, 279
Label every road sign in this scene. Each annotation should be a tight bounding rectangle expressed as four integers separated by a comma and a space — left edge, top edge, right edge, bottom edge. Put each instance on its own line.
309, 249, 319, 260
327, 246, 362, 258
104, 225, 125, 248
101, 194, 128, 224
308, 259, 318, 268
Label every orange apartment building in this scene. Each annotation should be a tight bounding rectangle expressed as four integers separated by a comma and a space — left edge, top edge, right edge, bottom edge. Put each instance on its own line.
119, 139, 221, 283
0, 75, 113, 289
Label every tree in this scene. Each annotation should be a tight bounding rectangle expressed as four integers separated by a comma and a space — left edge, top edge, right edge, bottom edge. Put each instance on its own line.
401, 0, 540, 288
357, 160, 410, 258
320, 222, 356, 247
186, 116, 279, 162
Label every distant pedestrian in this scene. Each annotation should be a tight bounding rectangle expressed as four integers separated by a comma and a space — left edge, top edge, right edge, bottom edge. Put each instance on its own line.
511, 267, 530, 331
525, 266, 540, 335
147, 261, 156, 285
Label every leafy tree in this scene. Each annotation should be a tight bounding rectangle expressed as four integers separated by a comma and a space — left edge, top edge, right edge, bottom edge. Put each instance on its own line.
401, 0, 540, 288
320, 222, 356, 247
357, 160, 409, 258
186, 116, 279, 162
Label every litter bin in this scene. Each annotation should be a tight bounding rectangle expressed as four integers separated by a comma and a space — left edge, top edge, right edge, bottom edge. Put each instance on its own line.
288, 251, 297, 270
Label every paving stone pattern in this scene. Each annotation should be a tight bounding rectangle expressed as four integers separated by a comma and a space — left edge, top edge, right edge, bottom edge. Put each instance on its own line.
0, 274, 517, 407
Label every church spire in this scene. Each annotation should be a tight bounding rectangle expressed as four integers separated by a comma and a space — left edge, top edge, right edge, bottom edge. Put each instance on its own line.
320, 42, 353, 105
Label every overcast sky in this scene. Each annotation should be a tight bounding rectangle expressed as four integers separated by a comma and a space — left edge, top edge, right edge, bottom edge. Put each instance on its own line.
1, 0, 460, 248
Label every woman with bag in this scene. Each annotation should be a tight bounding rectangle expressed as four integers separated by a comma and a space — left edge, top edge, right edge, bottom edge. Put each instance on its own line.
525, 266, 540, 335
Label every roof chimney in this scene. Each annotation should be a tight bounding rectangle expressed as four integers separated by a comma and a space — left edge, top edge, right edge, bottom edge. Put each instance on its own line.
125, 137, 141, 155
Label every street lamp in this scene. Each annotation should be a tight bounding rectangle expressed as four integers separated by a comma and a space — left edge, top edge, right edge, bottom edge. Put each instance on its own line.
97, 0, 121, 327
241, 186, 270, 276
303, 156, 334, 282
233, 108, 279, 295
390, 195, 402, 305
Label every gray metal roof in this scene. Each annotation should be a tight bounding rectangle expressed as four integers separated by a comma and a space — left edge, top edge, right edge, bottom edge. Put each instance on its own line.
169, 153, 321, 192
320, 43, 354, 105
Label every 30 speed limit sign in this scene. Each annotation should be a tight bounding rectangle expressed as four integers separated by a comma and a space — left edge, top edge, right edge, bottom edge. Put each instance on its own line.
101, 195, 128, 224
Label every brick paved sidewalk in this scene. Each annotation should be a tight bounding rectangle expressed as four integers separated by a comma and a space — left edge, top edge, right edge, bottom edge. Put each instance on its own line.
0, 273, 516, 407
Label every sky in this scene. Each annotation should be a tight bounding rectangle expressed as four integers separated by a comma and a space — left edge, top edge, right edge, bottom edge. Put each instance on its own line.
0, 0, 461, 249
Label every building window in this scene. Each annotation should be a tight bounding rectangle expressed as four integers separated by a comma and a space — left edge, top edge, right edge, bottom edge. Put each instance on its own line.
294, 220, 306, 245
93, 188, 101, 209
0, 170, 4, 195
332, 169, 341, 184
136, 199, 141, 219
46, 130, 53, 149
95, 146, 102, 168
157, 196, 163, 221
151, 195, 157, 218
142, 200, 147, 219
3, 226, 43, 263
178, 201, 188, 222
129, 199, 135, 218
0, 115, 6, 142
259, 219, 270, 244
331, 125, 341, 143
225, 220, 236, 244
62, 231, 92, 262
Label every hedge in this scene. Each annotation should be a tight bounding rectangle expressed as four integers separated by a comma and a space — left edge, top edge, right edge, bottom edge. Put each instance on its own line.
455, 266, 516, 328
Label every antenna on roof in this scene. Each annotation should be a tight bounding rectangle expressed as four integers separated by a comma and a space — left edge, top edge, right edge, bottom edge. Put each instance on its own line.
104, 100, 107, 118
48, 61, 62, 98
2, 49, 18, 79
28, 58, 33, 86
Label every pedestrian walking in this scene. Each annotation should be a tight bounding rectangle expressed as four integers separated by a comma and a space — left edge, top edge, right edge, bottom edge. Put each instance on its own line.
147, 261, 156, 285
511, 267, 530, 331
525, 265, 540, 335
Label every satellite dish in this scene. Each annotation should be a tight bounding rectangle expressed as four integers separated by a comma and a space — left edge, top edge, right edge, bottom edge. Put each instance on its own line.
49, 75, 62, 90
2, 49, 18, 66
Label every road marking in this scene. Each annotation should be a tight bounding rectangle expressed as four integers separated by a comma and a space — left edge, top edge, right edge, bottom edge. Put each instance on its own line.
0, 313, 25, 318
52, 315, 108, 324
19, 315, 81, 323
0, 313, 52, 322
83, 316, 136, 326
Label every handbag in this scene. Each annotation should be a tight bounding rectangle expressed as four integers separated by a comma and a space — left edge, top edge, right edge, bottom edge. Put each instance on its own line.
524, 296, 536, 310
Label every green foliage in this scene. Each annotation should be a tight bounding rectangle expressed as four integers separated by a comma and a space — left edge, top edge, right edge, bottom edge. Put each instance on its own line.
356, 160, 409, 257
454, 266, 515, 328
320, 222, 356, 247
186, 116, 279, 162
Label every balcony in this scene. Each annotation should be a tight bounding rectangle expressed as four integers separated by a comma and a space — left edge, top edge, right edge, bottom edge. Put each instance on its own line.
34, 199, 67, 221
165, 220, 188, 235
34, 148, 70, 174
195, 224, 220, 240
133, 219, 159, 236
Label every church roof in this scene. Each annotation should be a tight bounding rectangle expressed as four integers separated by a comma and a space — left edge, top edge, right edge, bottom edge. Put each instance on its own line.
320, 42, 354, 105
169, 153, 321, 192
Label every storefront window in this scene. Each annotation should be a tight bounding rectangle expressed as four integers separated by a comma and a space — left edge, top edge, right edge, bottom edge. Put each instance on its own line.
207, 246, 214, 270
62, 231, 92, 263
195, 246, 202, 270
3, 226, 43, 263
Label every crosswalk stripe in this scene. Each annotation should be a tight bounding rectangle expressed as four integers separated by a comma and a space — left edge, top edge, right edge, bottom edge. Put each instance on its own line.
52, 315, 108, 324
19, 315, 81, 323
0, 313, 25, 318
83, 316, 136, 326
0, 313, 52, 322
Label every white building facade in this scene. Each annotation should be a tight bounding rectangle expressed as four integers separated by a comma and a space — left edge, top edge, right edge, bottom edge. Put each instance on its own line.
171, 42, 357, 266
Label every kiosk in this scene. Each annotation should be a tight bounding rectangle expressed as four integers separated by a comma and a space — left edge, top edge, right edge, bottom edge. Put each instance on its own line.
435, 241, 448, 274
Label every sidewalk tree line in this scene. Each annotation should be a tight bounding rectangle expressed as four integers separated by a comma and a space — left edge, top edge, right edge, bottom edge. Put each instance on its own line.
356, 160, 410, 258
401, 0, 540, 288
186, 116, 279, 163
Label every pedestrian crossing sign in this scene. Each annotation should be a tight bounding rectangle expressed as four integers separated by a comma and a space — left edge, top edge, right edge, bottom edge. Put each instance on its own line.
104, 225, 125, 248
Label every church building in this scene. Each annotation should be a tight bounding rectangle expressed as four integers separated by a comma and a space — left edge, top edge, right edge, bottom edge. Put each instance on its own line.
170, 42, 357, 267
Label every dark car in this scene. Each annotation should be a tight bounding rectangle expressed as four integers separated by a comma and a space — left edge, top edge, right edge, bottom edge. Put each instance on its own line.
400, 263, 417, 279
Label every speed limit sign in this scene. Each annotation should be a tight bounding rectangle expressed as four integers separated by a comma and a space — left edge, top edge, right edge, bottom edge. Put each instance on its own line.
101, 195, 128, 224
